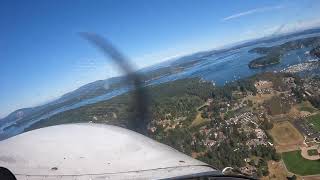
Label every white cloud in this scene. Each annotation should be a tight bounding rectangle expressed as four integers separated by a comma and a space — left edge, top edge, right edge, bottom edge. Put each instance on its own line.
222, 5, 284, 21
238, 17, 320, 42
281, 19, 320, 33
265, 19, 320, 37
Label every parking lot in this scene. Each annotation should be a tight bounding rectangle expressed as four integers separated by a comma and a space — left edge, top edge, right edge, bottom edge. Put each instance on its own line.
293, 119, 320, 139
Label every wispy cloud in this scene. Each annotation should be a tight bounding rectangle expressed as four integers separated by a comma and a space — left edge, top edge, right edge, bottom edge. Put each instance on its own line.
259, 19, 320, 37
222, 5, 284, 21
239, 18, 320, 43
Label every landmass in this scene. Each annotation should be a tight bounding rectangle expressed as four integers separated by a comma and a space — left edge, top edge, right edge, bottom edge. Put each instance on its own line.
24, 70, 320, 179
310, 46, 320, 58
248, 36, 320, 69
248, 54, 280, 69
3, 33, 320, 179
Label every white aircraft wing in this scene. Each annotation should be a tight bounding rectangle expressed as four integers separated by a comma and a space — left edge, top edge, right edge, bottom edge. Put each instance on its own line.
0, 123, 220, 179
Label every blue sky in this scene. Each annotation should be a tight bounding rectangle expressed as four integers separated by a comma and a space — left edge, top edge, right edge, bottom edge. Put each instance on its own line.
1, 0, 320, 117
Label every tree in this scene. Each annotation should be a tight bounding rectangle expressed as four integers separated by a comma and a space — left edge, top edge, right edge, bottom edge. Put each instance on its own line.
260, 119, 273, 130
272, 153, 281, 162
287, 175, 297, 180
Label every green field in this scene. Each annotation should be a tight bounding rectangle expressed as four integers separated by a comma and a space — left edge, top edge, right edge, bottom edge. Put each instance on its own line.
307, 113, 320, 132
282, 150, 320, 175
300, 106, 316, 113
299, 101, 317, 113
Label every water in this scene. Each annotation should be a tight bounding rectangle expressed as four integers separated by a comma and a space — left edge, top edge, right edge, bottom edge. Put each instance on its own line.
1, 33, 319, 140
150, 45, 314, 86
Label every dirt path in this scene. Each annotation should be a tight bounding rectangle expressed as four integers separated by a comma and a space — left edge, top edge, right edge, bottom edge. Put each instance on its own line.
261, 160, 288, 180
301, 175, 320, 180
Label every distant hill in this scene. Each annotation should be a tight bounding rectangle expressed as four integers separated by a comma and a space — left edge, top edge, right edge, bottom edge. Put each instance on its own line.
231, 27, 320, 50
0, 77, 127, 128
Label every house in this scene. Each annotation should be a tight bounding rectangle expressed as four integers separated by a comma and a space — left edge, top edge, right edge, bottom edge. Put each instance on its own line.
205, 139, 216, 147
255, 128, 266, 140
239, 165, 256, 176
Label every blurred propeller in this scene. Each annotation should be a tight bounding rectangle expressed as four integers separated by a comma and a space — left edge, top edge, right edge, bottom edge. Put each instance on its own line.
80, 33, 150, 135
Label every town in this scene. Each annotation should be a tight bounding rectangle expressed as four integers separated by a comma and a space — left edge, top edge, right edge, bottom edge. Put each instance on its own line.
148, 72, 320, 179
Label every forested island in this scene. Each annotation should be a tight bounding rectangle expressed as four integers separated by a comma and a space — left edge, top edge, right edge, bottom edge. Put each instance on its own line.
248, 36, 320, 69
248, 54, 280, 69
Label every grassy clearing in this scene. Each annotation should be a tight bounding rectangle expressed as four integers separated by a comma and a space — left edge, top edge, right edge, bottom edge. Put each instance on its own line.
265, 96, 291, 115
307, 113, 320, 132
299, 101, 317, 113
189, 112, 210, 128
270, 121, 304, 146
261, 161, 288, 180
246, 93, 275, 105
300, 106, 316, 113
282, 150, 320, 175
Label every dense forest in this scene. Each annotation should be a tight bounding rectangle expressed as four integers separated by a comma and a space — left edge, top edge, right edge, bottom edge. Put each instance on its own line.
25, 74, 260, 136
24, 73, 292, 177
25, 78, 216, 133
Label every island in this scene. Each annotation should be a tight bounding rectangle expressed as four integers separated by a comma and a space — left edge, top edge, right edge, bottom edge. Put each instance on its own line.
248, 36, 320, 69
248, 54, 280, 69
